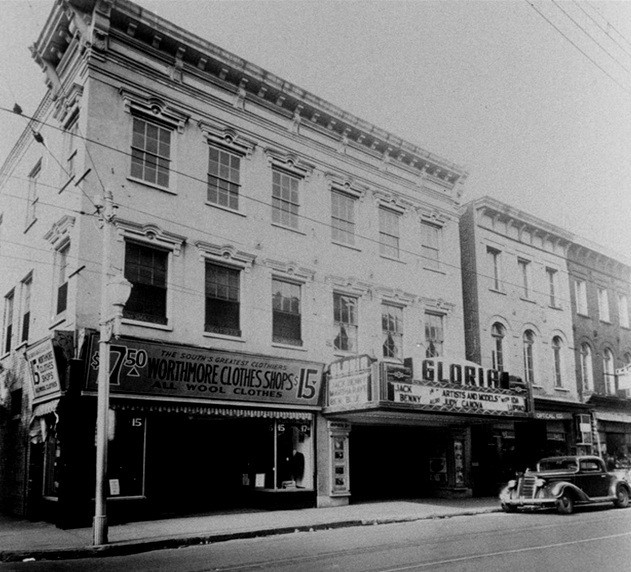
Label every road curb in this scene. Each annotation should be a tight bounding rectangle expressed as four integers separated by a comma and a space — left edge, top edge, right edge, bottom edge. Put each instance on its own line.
0, 507, 501, 563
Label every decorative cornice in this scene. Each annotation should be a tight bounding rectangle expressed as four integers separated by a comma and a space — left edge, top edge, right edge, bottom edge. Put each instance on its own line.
264, 148, 314, 179
120, 87, 189, 132
43, 215, 75, 247
198, 120, 256, 157
114, 218, 186, 255
376, 287, 416, 305
263, 258, 315, 281
195, 241, 256, 268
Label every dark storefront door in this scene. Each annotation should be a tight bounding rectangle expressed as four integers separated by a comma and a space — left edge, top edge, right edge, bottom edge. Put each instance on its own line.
350, 425, 444, 501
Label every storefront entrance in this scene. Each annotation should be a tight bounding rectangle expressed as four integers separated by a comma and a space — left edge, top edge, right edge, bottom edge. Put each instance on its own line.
349, 425, 449, 501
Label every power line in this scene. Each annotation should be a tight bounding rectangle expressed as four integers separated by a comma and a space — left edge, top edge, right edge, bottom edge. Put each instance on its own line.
585, 0, 631, 51
573, 0, 631, 62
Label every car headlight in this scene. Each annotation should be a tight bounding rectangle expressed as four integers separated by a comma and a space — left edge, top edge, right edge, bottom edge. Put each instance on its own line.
535, 478, 546, 487
507, 479, 517, 489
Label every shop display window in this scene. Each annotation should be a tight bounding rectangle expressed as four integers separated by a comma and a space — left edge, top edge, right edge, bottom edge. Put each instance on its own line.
43, 433, 61, 498
107, 412, 146, 497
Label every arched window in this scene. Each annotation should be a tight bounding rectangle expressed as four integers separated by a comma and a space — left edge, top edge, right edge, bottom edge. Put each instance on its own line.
603, 348, 616, 395
491, 323, 505, 371
552, 336, 563, 388
523, 330, 535, 385
580, 343, 594, 392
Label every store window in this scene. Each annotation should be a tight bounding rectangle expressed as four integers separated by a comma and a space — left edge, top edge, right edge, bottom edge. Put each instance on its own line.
580, 343, 594, 392
333, 292, 357, 353
382, 303, 403, 359
575, 279, 588, 315
20, 274, 32, 343
107, 412, 146, 497
272, 279, 302, 345
331, 190, 356, 247
272, 168, 300, 230
425, 313, 444, 357
130, 116, 171, 188
523, 330, 536, 385
379, 207, 400, 259
124, 241, 168, 325
205, 262, 241, 337
207, 145, 241, 210
421, 221, 441, 270
43, 432, 61, 498
598, 288, 610, 323
603, 348, 616, 395
618, 294, 629, 329
491, 322, 505, 371
552, 336, 563, 388
487, 247, 502, 291
3, 290, 14, 354
518, 258, 530, 298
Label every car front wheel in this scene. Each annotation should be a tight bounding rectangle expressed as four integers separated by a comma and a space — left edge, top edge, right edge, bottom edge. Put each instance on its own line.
614, 486, 630, 508
556, 493, 574, 514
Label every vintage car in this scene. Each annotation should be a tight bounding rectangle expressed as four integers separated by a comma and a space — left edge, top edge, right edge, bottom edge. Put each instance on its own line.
499, 455, 631, 514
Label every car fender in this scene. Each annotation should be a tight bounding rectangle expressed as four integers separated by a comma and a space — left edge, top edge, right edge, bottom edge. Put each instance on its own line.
609, 479, 631, 497
547, 481, 589, 502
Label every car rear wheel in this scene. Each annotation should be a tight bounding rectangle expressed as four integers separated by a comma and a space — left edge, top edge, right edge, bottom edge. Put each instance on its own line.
556, 493, 574, 514
614, 486, 630, 508
501, 503, 517, 513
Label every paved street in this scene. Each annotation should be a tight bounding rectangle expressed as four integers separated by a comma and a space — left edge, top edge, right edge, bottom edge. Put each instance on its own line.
7, 506, 631, 571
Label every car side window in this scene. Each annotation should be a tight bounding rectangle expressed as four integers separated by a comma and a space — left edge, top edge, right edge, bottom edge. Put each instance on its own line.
580, 461, 600, 472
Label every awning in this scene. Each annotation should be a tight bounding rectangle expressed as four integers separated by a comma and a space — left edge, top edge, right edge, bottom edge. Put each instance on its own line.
594, 411, 631, 424
111, 401, 313, 420
29, 399, 60, 444
32, 399, 60, 418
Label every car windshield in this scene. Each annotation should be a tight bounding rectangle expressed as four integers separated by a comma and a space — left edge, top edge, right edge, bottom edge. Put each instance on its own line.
538, 458, 578, 473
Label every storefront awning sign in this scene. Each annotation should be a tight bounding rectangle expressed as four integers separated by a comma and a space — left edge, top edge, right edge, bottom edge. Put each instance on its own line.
327, 354, 376, 409
616, 364, 631, 391
84, 334, 323, 407
26, 338, 62, 406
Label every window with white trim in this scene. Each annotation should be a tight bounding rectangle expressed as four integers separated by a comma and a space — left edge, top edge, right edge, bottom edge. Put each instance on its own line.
487, 247, 502, 291
272, 279, 302, 345
331, 191, 356, 246
207, 145, 241, 210
20, 274, 32, 343
425, 313, 444, 357
3, 290, 14, 354
580, 343, 594, 392
130, 116, 171, 188
546, 267, 558, 307
421, 222, 441, 270
552, 336, 563, 388
618, 294, 629, 328
272, 169, 300, 230
491, 322, 505, 371
333, 293, 357, 353
26, 160, 41, 229
382, 303, 403, 359
55, 242, 69, 315
205, 262, 241, 337
523, 330, 536, 385
598, 287, 610, 323
379, 208, 400, 259
603, 348, 616, 395
518, 258, 530, 298
65, 118, 79, 180
575, 279, 588, 315
123, 241, 168, 325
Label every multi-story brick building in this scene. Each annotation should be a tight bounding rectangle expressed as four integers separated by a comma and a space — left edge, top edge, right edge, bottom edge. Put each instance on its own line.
0, 0, 536, 526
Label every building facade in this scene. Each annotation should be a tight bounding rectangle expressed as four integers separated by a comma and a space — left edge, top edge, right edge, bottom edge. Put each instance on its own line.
0, 0, 490, 525
567, 239, 631, 467
460, 197, 590, 493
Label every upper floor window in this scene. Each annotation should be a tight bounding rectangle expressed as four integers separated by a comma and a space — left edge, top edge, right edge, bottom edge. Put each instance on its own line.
552, 336, 563, 388
523, 330, 536, 385
603, 348, 616, 395
272, 169, 300, 230
3, 290, 14, 355
518, 258, 530, 298
55, 242, 69, 315
580, 343, 594, 392
331, 191, 356, 247
382, 303, 403, 359
20, 275, 32, 343
491, 322, 505, 371
123, 241, 168, 325
379, 208, 400, 259
130, 117, 171, 188
272, 279, 302, 346
546, 267, 558, 307
421, 222, 441, 270
425, 313, 444, 358
205, 263, 241, 337
487, 247, 502, 291
618, 294, 629, 328
575, 279, 588, 315
26, 160, 41, 229
207, 145, 240, 210
65, 119, 79, 180
598, 288, 610, 323
333, 293, 357, 353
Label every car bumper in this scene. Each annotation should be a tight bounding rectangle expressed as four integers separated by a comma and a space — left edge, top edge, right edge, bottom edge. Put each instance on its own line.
501, 497, 557, 508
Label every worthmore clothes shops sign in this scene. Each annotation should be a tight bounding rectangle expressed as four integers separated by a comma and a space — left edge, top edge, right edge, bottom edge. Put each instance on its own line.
84, 334, 323, 407
26, 337, 63, 405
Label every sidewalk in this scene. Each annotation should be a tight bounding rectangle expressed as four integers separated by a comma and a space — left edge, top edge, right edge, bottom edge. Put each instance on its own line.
0, 497, 500, 562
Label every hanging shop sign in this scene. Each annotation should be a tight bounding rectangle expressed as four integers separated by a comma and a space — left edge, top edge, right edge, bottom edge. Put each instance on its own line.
327, 354, 376, 408
384, 361, 529, 417
84, 334, 323, 407
26, 337, 63, 406
616, 364, 631, 391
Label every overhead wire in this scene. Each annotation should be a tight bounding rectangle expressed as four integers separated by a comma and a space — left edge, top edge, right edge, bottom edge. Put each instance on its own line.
572, 0, 631, 62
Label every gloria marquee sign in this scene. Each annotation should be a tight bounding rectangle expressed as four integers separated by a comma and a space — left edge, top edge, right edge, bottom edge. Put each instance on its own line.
84, 335, 323, 407
384, 358, 529, 417
26, 337, 63, 406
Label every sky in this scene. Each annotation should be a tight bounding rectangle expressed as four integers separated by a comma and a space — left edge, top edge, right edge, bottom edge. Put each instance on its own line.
1, 0, 630, 259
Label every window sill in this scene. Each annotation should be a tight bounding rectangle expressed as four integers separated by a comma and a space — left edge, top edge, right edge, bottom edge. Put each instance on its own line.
331, 240, 361, 252
519, 297, 536, 304
127, 176, 176, 195
14, 341, 27, 351
49, 315, 67, 330
23, 218, 38, 234
379, 254, 406, 264
423, 266, 446, 275
599, 319, 612, 325
531, 384, 543, 389
489, 288, 506, 295
203, 332, 246, 343
271, 223, 306, 236
554, 387, 570, 392
205, 201, 246, 217
577, 312, 590, 318
122, 318, 173, 331
272, 342, 307, 352
548, 304, 563, 311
